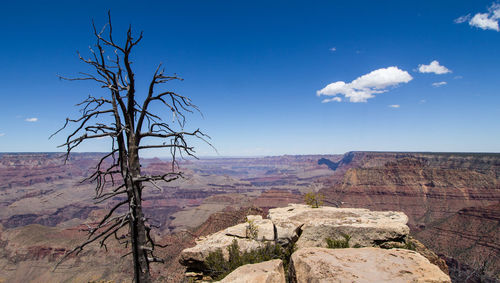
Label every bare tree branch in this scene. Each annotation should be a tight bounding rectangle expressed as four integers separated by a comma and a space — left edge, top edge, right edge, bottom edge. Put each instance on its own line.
52, 11, 213, 283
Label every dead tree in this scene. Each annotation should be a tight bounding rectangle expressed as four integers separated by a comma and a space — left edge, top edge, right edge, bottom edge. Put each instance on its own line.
51, 12, 209, 283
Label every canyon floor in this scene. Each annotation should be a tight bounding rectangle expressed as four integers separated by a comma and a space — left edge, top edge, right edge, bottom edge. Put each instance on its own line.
0, 152, 498, 282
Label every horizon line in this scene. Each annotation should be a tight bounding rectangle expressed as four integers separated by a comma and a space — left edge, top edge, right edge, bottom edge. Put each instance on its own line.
1, 150, 500, 158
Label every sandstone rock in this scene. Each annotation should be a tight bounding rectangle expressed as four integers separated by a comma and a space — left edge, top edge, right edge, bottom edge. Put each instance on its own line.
248, 216, 275, 241
193, 207, 266, 237
268, 204, 409, 248
290, 247, 451, 283
180, 230, 264, 266
217, 259, 286, 283
223, 216, 274, 241
180, 214, 276, 268
180, 205, 446, 283
407, 236, 449, 275
224, 223, 249, 238
246, 215, 263, 222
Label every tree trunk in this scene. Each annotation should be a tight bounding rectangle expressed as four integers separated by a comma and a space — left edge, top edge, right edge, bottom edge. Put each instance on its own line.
128, 182, 151, 283
54, 14, 204, 282
128, 146, 151, 283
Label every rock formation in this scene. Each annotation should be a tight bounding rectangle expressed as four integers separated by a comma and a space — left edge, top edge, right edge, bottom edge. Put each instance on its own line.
179, 215, 273, 270
319, 151, 500, 281
415, 204, 500, 281
2, 151, 495, 282
217, 259, 286, 283
180, 204, 450, 282
289, 247, 450, 283
251, 189, 303, 210
268, 204, 409, 248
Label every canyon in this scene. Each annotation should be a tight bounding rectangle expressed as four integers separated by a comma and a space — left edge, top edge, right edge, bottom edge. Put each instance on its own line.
319, 151, 500, 282
0, 151, 498, 282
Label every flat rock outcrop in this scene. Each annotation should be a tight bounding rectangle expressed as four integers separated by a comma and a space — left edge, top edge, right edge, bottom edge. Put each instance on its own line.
289, 247, 451, 283
181, 204, 412, 275
268, 204, 409, 248
217, 259, 285, 283
180, 234, 264, 269
180, 215, 273, 268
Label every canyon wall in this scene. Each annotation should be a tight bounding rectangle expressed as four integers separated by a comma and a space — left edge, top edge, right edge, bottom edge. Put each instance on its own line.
319, 151, 500, 282
1, 152, 498, 282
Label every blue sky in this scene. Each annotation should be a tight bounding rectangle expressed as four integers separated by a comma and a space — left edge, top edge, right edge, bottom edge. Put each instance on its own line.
0, 0, 499, 156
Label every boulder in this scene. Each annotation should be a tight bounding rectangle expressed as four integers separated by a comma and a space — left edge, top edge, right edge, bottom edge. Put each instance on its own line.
217, 259, 286, 283
268, 204, 409, 248
290, 247, 451, 283
180, 231, 264, 268
180, 215, 274, 268
225, 215, 274, 241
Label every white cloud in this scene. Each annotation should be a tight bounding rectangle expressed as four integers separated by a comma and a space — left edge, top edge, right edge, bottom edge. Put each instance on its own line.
418, 60, 451, 74
493, 3, 500, 18
321, 97, 342, 103
432, 81, 447, 87
470, 13, 499, 31
456, 3, 500, 31
329, 47, 336, 52
25, 117, 38, 122
0, 133, 5, 137
454, 75, 463, 80
454, 14, 471, 23
388, 104, 400, 108
419, 99, 427, 104
317, 66, 413, 103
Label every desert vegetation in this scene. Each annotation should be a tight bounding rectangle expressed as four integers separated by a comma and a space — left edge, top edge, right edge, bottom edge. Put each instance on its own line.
325, 233, 351, 249
304, 191, 324, 208
203, 239, 295, 281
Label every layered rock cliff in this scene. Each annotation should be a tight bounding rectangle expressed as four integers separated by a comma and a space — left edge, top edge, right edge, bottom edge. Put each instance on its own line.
319, 152, 500, 282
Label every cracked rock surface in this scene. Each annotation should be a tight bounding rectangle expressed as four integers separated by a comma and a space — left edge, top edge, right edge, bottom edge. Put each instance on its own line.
180, 204, 411, 272
216, 259, 285, 283
268, 204, 410, 248
289, 247, 451, 283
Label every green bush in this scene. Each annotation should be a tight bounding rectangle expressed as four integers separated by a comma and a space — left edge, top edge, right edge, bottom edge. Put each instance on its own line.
204, 248, 229, 280
402, 240, 416, 251
204, 239, 294, 281
246, 219, 259, 240
304, 192, 324, 208
326, 233, 351, 249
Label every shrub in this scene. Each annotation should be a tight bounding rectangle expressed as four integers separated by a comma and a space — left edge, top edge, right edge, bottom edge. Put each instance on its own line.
402, 240, 416, 251
246, 219, 259, 240
204, 248, 229, 280
304, 192, 324, 208
326, 233, 351, 249
204, 239, 293, 281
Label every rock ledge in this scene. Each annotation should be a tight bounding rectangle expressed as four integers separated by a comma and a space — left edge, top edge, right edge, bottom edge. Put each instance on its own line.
180, 204, 450, 282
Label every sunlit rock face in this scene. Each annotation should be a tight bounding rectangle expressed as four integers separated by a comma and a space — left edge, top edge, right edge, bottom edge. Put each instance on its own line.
289, 247, 451, 283
181, 204, 410, 268
267, 204, 409, 248
181, 204, 450, 282
217, 259, 286, 283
